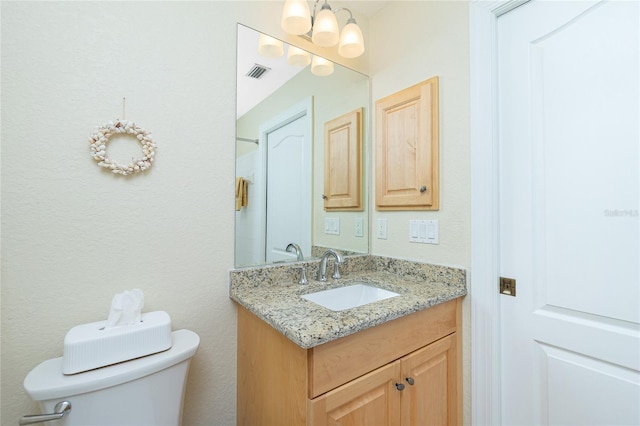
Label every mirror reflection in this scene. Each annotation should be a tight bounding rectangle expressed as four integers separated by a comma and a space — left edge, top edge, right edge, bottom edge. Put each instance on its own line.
235, 24, 369, 268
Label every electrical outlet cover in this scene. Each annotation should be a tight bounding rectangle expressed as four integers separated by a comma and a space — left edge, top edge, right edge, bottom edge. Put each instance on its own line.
377, 218, 388, 239
354, 217, 364, 237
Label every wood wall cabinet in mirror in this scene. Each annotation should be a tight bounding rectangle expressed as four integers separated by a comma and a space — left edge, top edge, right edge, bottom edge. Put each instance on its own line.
324, 108, 363, 211
375, 77, 439, 211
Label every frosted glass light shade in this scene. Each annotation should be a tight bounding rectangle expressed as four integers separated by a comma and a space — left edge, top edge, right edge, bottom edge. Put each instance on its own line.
312, 7, 339, 47
338, 21, 365, 58
311, 55, 334, 76
287, 45, 311, 67
281, 0, 311, 35
258, 34, 284, 58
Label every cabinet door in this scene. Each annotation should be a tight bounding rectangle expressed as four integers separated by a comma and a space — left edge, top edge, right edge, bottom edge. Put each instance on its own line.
400, 333, 458, 426
308, 361, 402, 426
323, 108, 363, 211
375, 77, 439, 210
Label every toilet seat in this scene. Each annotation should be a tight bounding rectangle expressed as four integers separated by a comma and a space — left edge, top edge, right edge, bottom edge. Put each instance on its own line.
23, 329, 199, 401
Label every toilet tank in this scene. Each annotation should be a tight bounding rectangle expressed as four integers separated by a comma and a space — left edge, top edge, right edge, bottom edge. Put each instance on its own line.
23, 329, 199, 426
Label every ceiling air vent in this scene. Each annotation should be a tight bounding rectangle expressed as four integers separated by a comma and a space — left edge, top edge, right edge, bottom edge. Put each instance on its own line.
246, 64, 271, 79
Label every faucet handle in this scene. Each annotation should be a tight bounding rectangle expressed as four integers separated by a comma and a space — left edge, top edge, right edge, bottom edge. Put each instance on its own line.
297, 267, 309, 285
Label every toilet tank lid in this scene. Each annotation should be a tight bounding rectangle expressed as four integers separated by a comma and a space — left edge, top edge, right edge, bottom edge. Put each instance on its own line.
23, 329, 200, 401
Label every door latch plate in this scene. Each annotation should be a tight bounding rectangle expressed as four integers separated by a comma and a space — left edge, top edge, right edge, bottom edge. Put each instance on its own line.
499, 277, 516, 296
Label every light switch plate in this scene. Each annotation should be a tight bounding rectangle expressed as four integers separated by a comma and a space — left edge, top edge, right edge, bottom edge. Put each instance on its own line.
409, 220, 439, 244
324, 218, 340, 235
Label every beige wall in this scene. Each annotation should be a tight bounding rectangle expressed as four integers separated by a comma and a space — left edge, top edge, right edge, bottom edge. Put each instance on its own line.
1, 1, 471, 425
369, 1, 472, 422
370, 1, 471, 268
0, 2, 283, 425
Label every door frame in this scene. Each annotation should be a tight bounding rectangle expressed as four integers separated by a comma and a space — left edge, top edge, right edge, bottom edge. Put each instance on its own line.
258, 97, 313, 261
469, 1, 529, 424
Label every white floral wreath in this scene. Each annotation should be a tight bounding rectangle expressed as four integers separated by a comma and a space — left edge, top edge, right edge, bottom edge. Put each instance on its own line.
89, 119, 156, 176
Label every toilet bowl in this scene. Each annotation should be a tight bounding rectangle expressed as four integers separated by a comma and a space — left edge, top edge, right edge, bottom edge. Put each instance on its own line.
22, 329, 199, 426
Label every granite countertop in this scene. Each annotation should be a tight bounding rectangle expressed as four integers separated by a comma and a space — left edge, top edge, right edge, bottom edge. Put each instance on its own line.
229, 255, 467, 349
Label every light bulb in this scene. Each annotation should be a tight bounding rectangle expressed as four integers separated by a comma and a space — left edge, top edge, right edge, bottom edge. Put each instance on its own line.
258, 33, 284, 58
338, 20, 365, 58
311, 55, 334, 76
312, 6, 339, 47
287, 45, 311, 67
281, 0, 311, 35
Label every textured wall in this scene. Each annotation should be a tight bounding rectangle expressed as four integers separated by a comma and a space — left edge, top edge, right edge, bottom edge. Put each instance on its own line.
368, 1, 472, 423
369, 1, 471, 268
0, 2, 251, 425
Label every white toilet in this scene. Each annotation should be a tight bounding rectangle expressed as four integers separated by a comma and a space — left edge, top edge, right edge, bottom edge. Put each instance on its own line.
21, 329, 200, 426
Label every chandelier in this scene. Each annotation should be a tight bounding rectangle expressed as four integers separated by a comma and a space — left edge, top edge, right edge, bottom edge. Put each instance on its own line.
280, 0, 365, 59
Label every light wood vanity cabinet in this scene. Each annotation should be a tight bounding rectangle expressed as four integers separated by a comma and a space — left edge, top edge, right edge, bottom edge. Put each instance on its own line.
308, 332, 457, 426
237, 298, 462, 426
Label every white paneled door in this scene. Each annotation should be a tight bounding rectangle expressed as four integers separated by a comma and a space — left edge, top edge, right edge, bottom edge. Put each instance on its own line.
498, 1, 639, 424
262, 100, 312, 264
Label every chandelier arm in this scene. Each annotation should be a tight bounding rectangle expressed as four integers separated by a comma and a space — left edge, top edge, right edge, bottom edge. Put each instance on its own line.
332, 7, 355, 22
310, 0, 321, 22
307, 0, 321, 37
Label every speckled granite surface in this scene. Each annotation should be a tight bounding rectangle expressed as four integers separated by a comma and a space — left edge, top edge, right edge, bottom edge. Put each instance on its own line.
310, 245, 365, 258
229, 255, 467, 349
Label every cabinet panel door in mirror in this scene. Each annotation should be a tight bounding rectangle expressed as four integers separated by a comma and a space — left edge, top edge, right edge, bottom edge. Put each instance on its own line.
324, 108, 363, 211
375, 77, 439, 210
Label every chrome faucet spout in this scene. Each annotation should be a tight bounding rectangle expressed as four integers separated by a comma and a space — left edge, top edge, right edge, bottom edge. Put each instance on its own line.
316, 249, 344, 282
286, 243, 304, 261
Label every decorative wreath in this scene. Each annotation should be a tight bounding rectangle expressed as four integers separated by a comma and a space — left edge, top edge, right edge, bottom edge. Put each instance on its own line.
89, 119, 156, 176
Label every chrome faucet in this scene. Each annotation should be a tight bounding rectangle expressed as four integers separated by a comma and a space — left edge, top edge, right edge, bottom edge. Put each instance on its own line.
317, 249, 344, 282
286, 243, 304, 261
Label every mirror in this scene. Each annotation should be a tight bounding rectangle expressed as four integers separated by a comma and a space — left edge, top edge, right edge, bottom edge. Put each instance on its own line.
235, 24, 369, 268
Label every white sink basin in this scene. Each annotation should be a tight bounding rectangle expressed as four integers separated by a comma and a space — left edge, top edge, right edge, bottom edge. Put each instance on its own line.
301, 283, 400, 312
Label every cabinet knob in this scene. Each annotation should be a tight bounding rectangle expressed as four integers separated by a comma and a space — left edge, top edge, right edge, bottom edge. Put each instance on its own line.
395, 383, 405, 391
322, 194, 328, 200
405, 377, 415, 385
419, 186, 427, 193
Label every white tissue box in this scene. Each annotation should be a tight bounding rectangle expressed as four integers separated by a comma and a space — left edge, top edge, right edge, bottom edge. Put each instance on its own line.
62, 311, 172, 375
